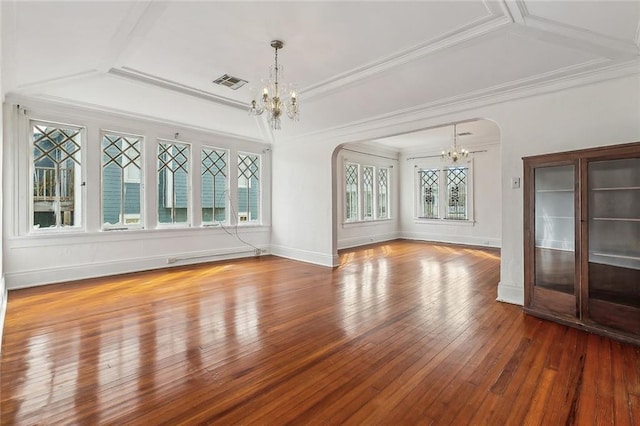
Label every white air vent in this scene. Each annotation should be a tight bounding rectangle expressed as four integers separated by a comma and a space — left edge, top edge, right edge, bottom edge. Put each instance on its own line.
213, 74, 248, 90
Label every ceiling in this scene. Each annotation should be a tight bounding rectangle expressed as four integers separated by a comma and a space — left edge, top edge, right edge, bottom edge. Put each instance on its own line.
2, 1, 639, 144
369, 119, 500, 152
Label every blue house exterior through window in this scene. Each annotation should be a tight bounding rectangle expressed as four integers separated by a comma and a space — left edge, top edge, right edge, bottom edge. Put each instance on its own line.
237, 153, 260, 222
102, 132, 142, 228
158, 141, 190, 224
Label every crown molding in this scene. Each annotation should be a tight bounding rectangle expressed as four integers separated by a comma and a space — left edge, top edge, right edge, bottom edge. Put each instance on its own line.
516, 2, 639, 58
108, 67, 248, 111
283, 59, 640, 147
5, 93, 265, 145
500, 0, 526, 25
301, 12, 512, 101
13, 69, 101, 93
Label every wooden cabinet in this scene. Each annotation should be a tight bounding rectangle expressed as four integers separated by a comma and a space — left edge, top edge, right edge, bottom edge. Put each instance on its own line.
524, 142, 640, 345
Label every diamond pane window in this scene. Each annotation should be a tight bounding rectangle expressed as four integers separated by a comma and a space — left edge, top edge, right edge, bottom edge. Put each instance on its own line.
378, 168, 389, 219
345, 163, 359, 221
363, 166, 374, 220
202, 148, 228, 223
419, 169, 439, 219
158, 141, 190, 225
102, 132, 142, 229
446, 167, 468, 220
238, 153, 260, 222
32, 122, 83, 229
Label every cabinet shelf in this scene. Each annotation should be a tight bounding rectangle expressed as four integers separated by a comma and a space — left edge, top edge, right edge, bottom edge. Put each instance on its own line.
591, 186, 640, 191
591, 217, 640, 222
591, 252, 640, 262
535, 189, 573, 193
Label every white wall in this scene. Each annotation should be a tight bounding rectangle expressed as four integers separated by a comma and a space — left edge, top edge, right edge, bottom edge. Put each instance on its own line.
271, 72, 640, 305
336, 145, 400, 249
270, 139, 338, 266
3, 97, 272, 289
400, 140, 501, 248
490, 74, 640, 305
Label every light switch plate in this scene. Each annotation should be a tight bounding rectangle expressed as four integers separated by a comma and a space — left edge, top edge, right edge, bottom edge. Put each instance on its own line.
511, 177, 521, 189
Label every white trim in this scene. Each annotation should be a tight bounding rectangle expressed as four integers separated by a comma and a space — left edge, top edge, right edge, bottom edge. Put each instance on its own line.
270, 245, 339, 268
6, 224, 271, 248
337, 232, 400, 250
497, 282, 524, 306
4, 247, 262, 290
108, 67, 248, 111
342, 218, 393, 228
5, 94, 266, 145
280, 60, 640, 147
0, 277, 7, 354
414, 219, 476, 226
401, 232, 501, 248
301, 12, 510, 100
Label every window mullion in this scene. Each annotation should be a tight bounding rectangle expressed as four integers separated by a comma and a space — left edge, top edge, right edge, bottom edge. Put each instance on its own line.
439, 168, 446, 219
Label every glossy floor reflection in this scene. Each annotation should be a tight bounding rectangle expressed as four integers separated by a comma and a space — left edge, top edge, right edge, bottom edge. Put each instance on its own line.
2, 241, 639, 424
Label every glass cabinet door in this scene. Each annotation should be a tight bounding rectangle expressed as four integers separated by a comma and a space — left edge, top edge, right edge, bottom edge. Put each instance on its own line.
587, 157, 640, 334
534, 164, 576, 295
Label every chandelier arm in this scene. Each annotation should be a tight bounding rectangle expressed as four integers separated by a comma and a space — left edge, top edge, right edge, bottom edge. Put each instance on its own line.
248, 40, 299, 129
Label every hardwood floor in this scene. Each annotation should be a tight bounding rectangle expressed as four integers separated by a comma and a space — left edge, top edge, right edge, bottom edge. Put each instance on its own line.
1, 240, 639, 425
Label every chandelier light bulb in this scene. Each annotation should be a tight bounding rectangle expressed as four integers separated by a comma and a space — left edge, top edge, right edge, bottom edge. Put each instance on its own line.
249, 40, 300, 130
441, 123, 469, 163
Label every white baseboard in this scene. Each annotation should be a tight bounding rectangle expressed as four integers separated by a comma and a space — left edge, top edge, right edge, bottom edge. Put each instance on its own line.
0, 276, 7, 354
270, 245, 338, 267
497, 282, 524, 306
5, 247, 263, 290
337, 231, 400, 250
400, 232, 501, 248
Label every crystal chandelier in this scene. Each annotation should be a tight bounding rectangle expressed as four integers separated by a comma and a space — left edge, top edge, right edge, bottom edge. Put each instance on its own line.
442, 123, 468, 162
249, 40, 299, 130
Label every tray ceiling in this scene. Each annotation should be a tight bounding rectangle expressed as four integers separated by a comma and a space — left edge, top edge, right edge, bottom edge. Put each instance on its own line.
2, 1, 639, 143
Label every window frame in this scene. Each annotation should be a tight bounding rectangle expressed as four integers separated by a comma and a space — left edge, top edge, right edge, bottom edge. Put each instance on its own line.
414, 158, 475, 224
237, 151, 261, 225
201, 146, 229, 226
157, 139, 192, 228
343, 160, 393, 224
377, 167, 390, 220
100, 130, 144, 231
30, 119, 85, 233
345, 162, 360, 223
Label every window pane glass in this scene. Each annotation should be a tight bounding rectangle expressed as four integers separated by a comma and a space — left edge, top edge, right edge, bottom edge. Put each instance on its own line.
32, 122, 82, 229
378, 168, 389, 219
345, 164, 359, 221
202, 148, 228, 223
238, 153, 260, 222
419, 169, 439, 219
363, 166, 374, 220
158, 142, 190, 224
102, 133, 142, 228
446, 167, 467, 220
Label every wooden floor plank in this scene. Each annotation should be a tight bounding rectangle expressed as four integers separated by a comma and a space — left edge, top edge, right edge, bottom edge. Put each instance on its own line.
1, 240, 638, 424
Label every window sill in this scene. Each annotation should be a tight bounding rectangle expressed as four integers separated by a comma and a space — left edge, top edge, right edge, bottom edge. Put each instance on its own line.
9, 225, 271, 248
342, 218, 393, 228
414, 218, 475, 226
